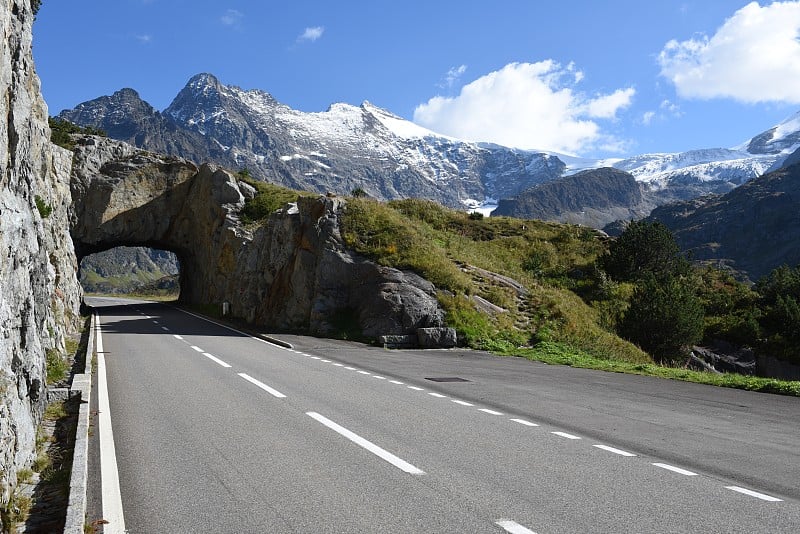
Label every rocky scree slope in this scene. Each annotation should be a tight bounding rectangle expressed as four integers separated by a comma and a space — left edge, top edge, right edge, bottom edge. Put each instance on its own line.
70, 135, 446, 340
0, 0, 82, 507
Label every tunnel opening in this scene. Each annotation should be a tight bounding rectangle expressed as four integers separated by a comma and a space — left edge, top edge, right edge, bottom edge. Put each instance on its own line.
78, 246, 181, 300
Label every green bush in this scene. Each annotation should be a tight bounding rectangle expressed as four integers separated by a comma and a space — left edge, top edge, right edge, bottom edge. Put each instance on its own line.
599, 220, 689, 282
618, 273, 704, 362
34, 195, 52, 218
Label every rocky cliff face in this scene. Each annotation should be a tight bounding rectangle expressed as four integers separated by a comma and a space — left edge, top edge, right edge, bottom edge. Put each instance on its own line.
70, 135, 445, 339
0, 0, 82, 503
646, 162, 800, 282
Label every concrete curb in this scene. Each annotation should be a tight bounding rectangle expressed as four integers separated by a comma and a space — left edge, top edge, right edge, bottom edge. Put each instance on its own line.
257, 334, 294, 350
64, 312, 95, 533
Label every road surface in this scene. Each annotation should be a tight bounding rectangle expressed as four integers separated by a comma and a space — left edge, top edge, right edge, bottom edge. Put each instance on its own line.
88, 296, 800, 533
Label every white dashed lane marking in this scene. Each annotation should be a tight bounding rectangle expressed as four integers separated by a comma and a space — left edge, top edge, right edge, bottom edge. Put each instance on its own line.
307, 412, 425, 475
496, 519, 537, 534
202, 353, 232, 368
238, 373, 287, 399
593, 445, 636, 457
551, 431, 581, 440
725, 486, 782, 502
652, 463, 698, 476
478, 409, 503, 416
510, 418, 537, 427
452, 400, 474, 406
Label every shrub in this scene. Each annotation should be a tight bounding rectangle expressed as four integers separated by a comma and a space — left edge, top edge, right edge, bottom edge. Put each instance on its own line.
599, 220, 689, 282
618, 273, 704, 362
34, 195, 52, 218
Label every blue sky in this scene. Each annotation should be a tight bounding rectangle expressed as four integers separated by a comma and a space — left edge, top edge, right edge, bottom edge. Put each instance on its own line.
33, 1, 800, 158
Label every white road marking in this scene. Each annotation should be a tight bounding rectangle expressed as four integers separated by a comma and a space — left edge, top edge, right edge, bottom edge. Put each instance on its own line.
202, 353, 232, 368
389, 380, 405, 385
479, 408, 503, 415
306, 412, 425, 475
725, 486, 783, 502
152, 320, 158, 324
320, 359, 332, 363
332, 363, 344, 367
407, 386, 425, 391
311, 356, 322, 360
357, 370, 371, 375
190, 345, 203, 353
496, 519, 537, 534
593, 445, 636, 457
510, 418, 538, 427
551, 431, 581, 440
345, 366, 357, 371
237, 373, 287, 398
373, 376, 387, 380
173, 335, 183, 341
428, 392, 447, 398
161, 326, 169, 331
652, 463, 698, 476
95, 314, 127, 533
452, 400, 474, 406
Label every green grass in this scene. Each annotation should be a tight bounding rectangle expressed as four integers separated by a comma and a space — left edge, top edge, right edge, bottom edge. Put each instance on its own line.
238, 177, 314, 225
45, 349, 69, 384
510, 341, 800, 396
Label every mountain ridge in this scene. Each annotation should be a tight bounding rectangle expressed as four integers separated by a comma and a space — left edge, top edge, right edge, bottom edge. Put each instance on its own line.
59, 72, 800, 218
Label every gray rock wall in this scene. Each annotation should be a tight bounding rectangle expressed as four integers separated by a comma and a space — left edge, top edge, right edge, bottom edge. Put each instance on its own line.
0, 0, 82, 503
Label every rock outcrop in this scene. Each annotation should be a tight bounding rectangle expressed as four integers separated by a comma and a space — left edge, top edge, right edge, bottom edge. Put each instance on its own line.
493, 167, 654, 228
0, 0, 82, 503
70, 136, 446, 339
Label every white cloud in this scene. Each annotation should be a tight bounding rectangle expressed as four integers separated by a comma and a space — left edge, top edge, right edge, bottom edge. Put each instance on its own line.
221, 9, 243, 27
642, 110, 656, 125
135, 34, 152, 44
298, 26, 325, 43
658, 1, 800, 103
412, 61, 635, 155
438, 65, 467, 89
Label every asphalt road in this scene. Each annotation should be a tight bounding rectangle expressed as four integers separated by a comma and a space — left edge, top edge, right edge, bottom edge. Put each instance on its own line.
89, 296, 800, 533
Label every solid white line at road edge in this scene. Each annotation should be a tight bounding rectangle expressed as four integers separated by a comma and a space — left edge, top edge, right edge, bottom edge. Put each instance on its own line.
496, 519, 537, 533
95, 314, 127, 534
238, 373, 287, 398
306, 412, 425, 475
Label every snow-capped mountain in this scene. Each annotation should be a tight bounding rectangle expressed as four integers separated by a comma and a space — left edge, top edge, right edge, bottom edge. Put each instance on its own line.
59, 72, 800, 216
61, 73, 564, 209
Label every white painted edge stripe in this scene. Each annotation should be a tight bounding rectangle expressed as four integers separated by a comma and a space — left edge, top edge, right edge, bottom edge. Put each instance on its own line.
332, 363, 344, 367
345, 366, 357, 371
95, 314, 127, 533
551, 431, 581, 440
407, 386, 425, 391
173, 306, 292, 348
725, 486, 783, 502
652, 463, 698, 476
202, 352, 232, 368
428, 392, 447, 398
173, 334, 183, 340
357, 370, 371, 375
479, 408, 503, 415
593, 444, 636, 457
237, 373, 287, 398
160, 326, 169, 331
320, 359, 332, 363
373, 376, 386, 380
190, 345, 203, 353
452, 400, 474, 406
311, 356, 322, 360
389, 380, 405, 385
510, 418, 538, 427
496, 519, 537, 534
306, 412, 425, 475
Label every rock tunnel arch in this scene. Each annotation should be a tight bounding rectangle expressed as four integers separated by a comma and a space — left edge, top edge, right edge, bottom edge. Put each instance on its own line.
68, 135, 448, 342
69, 136, 247, 305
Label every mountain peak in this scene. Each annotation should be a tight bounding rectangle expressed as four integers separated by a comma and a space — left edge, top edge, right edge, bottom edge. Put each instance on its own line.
186, 72, 221, 91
